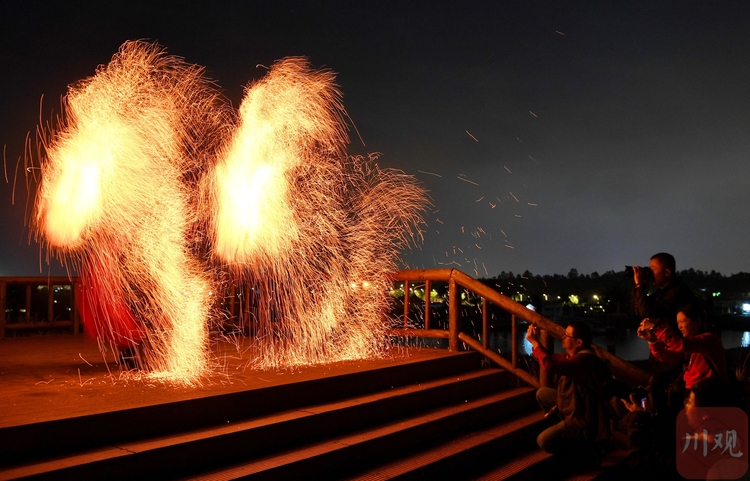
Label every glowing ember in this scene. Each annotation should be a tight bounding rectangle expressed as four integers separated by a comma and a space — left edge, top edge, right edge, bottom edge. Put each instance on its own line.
33, 41, 426, 384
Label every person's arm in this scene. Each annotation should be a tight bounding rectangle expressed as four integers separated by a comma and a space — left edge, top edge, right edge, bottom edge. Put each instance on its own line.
635, 282, 694, 325
527, 324, 567, 374
633, 287, 671, 321
632, 269, 650, 319
532, 346, 585, 376
656, 330, 717, 355
648, 325, 684, 364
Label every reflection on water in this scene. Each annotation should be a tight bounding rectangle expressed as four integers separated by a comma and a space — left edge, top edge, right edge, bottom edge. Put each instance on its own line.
487, 328, 750, 361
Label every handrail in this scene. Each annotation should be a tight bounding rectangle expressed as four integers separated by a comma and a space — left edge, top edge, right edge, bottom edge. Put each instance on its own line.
389, 268, 649, 388
0, 276, 80, 338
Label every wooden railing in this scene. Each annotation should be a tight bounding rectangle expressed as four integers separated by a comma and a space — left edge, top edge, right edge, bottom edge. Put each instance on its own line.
0, 277, 80, 338
388, 268, 649, 389
0, 270, 649, 388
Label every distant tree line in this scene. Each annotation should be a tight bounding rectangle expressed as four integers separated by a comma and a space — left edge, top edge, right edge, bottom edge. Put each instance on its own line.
478, 268, 750, 317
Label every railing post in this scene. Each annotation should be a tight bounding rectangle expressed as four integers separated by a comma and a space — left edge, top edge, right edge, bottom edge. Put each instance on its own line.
511, 314, 518, 369
424, 280, 431, 330
482, 298, 488, 349
0, 280, 6, 339
403, 280, 410, 329
448, 278, 459, 351
72, 280, 80, 335
25, 284, 31, 324
48, 282, 54, 324
229, 283, 236, 324
244, 284, 251, 335
539, 328, 554, 387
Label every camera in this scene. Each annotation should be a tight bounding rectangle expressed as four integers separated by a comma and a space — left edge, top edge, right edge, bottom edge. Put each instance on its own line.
634, 387, 649, 410
624, 266, 652, 279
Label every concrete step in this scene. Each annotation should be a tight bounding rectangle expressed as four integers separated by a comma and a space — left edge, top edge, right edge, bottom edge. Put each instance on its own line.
179, 387, 537, 481
0, 364, 523, 480
0, 351, 488, 468
345, 410, 548, 480
470, 443, 635, 481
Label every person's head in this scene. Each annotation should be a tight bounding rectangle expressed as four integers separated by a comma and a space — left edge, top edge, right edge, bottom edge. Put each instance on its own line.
563, 321, 592, 355
691, 378, 729, 408
676, 304, 707, 337
649, 252, 676, 288
685, 377, 730, 427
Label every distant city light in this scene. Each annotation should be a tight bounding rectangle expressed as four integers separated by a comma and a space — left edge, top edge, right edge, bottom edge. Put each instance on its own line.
742, 303, 750, 314
526, 303, 535, 311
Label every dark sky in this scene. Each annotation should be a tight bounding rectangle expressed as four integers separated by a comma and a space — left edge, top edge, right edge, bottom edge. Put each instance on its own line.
2, 0, 749, 277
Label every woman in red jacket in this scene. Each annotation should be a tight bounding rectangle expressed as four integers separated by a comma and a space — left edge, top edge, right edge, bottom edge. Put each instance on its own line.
638, 304, 727, 390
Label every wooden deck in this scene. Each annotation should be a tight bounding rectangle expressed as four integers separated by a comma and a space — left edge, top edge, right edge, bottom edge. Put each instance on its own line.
0, 334, 454, 428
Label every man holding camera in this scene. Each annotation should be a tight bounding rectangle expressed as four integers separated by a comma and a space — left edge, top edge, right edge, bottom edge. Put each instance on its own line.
526, 321, 611, 460
631, 252, 695, 409
626, 254, 697, 475
631, 252, 695, 334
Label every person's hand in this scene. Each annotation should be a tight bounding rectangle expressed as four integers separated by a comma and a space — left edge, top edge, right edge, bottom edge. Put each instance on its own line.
633, 265, 646, 287
621, 393, 645, 413
636, 319, 657, 342
639, 318, 655, 331
526, 324, 539, 348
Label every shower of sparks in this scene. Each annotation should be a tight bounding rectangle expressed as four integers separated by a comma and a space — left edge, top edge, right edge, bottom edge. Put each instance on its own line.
206, 57, 426, 369
34, 41, 229, 384
417, 170, 442, 177
465, 131, 479, 142
32, 42, 427, 383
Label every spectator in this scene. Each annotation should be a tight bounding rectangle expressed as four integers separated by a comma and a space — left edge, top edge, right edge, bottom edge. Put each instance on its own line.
632, 253, 695, 332
620, 377, 734, 480
526, 321, 611, 459
632, 252, 696, 413
638, 303, 728, 392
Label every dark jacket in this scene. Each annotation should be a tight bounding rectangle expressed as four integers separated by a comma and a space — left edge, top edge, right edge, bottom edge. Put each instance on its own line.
633, 277, 695, 373
633, 277, 695, 331
532, 346, 611, 441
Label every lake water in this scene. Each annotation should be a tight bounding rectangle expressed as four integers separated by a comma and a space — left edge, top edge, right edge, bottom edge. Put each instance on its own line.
486, 327, 750, 361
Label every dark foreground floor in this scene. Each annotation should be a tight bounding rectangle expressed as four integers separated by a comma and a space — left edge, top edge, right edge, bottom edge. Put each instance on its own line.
0, 334, 445, 428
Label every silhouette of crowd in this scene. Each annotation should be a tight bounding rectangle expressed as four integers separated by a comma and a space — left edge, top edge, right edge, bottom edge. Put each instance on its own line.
528, 253, 744, 479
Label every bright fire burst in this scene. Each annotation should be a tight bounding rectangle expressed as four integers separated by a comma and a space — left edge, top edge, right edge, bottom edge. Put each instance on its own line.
32, 41, 427, 384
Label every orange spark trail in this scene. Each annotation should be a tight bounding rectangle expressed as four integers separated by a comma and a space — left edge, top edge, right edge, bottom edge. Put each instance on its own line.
206, 58, 427, 368
32, 44, 428, 380
34, 41, 232, 385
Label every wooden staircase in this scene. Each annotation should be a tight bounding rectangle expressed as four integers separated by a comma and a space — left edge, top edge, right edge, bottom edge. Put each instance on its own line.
0, 349, 632, 480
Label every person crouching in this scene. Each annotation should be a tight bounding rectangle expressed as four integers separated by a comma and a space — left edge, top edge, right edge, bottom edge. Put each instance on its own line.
526, 321, 611, 459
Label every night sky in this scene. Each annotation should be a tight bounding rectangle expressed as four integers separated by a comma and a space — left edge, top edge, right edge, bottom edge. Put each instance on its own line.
2, 1, 749, 277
